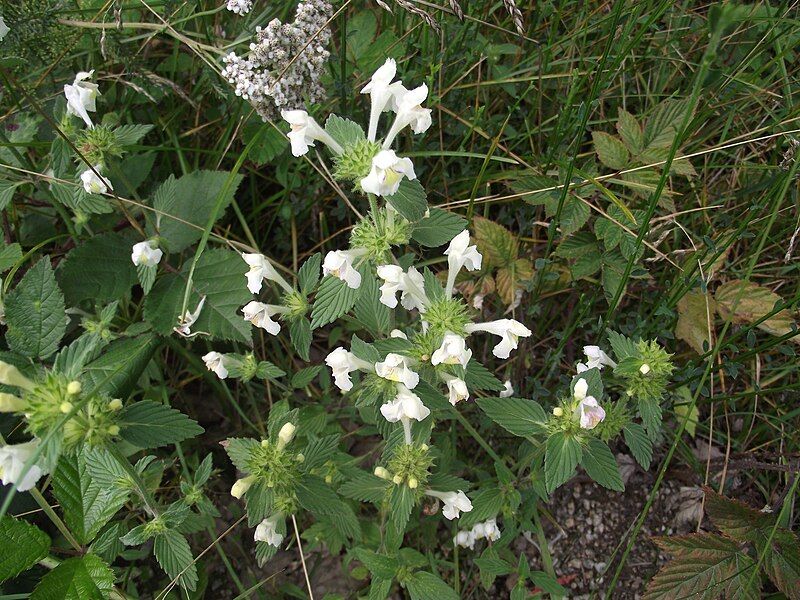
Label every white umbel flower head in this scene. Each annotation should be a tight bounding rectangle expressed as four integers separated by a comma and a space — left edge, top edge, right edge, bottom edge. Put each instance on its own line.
360, 149, 416, 197
445, 376, 469, 406
81, 166, 112, 195
281, 109, 343, 157
131, 240, 163, 267
226, 0, 253, 15
573, 377, 605, 430
254, 515, 284, 547
0, 440, 44, 492
324, 347, 373, 392
444, 230, 482, 296
375, 353, 419, 389
202, 351, 229, 379
376, 264, 427, 312
379, 384, 430, 423
427, 490, 472, 520
361, 58, 405, 142
464, 319, 532, 359
323, 250, 362, 289
241, 301, 282, 335
431, 333, 472, 367
64, 71, 100, 128
241, 252, 292, 294
383, 83, 433, 148
583, 346, 617, 370
499, 380, 514, 398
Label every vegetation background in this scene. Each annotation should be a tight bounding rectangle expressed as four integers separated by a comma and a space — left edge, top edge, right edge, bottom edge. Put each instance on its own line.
0, 0, 798, 598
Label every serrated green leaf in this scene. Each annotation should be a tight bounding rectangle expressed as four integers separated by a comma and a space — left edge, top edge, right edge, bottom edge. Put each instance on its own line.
325, 114, 365, 147
310, 274, 361, 329
475, 546, 512, 590
82, 334, 159, 397
0, 242, 22, 273
386, 179, 428, 222
119, 400, 204, 448
623, 423, 652, 470
57, 232, 137, 305
291, 365, 321, 388
0, 515, 50, 583
0, 180, 22, 211
463, 360, 505, 392
593, 131, 630, 170
580, 437, 624, 491
405, 571, 459, 600
617, 109, 644, 154
411, 208, 466, 247
458, 486, 502, 529
544, 432, 582, 493
473, 216, 517, 268
477, 397, 547, 437
297, 253, 321, 294
390, 482, 414, 531
355, 549, 398, 580
559, 195, 591, 236
153, 529, 198, 592
30, 554, 114, 600
354, 274, 390, 336
52, 450, 128, 545
114, 123, 154, 146
5, 257, 65, 359
638, 396, 662, 440
339, 469, 390, 504
289, 317, 312, 361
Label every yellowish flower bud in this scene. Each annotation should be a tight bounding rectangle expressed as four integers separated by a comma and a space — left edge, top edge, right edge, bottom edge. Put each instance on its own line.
552, 406, 564, 417
0, 361, 35, 391
277, 422, 296, 450
324, 474, 333, 484
421, 444, 429, 451
108, 399, 123, 411
261, 439, 270, 447
0, 392, 26, 413
67, 381, 82, 395
407, 477, 418, 489
392, 475, 403, 485
640, 363, 651, 375
59, 401, 74, 414
231, 475, 255, 499
295, 453, 305, 463
107, 425, 120, 436
374, 466, 391, 480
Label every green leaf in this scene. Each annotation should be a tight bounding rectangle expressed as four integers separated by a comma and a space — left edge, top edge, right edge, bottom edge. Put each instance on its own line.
0, 242, 23, 273
530, 571, 569, 596
623, 423, 652, 470
324, 114, 365, 148
297, 253, 322, 294
82, 334, 160, 397
475, 547, 512, 590
291, 365, 321, 388
390, 482, 415, 531
137, 263, 156, 295
386, 179, 428, 222
339, 469, 390, 504
114, 123, 154, 146
57, 232, 137, 305
463, 360, 505, 392
242, 121, 287, 165
405, 571, 459, 600
411, 208, 466, 247
355, 549, 398, 580
559, 195, 591, 236
300, 434, 339, 470
289, 317, 312, 361
592, 131, 630, 170
150, 171, 244, 253
354, 274, 390, 336
638, 397, 662, 440
52, 450, 128, 545
580, 438, 624, 491
616, 109, 644, 154
30, 554, 114, 600
119, 400, 204, 449
601, 250, 629, 306
310, 274, 361, 329
0, 515, 50, 583
544, 432, 582, 493
153, 529, 198, 592
607, 330, 638, 361
473, 216, 517, 267
477, 397, 548, 437
0, 180, 23, 211
5, 256, 65, 359
458, 486, 502, 529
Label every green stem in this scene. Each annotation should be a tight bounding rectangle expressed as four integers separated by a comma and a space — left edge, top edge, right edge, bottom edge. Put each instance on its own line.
450, 408, 502, 464
29, 487, 82, 552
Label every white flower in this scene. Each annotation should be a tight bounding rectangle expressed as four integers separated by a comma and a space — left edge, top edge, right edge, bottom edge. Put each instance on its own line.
231, 475, 254, 498
64, 71, 100, 128
583, 346, 617, 370
375, 353, 419, 389
576, 362, 589, 373
0, 393, 25, 413
428, 490, 472, 520
254, 515, 284, 547
0, 16, 9, 41
202, 351, 228, 379
389, 329, 408, 339
379, 385, 430, 423
361, 58, 405, 141
500, 380, 514, 398
277, 423, 296, 449
241, 252, 291, 294
454, 530, 476, 549
479, 519, 501, 541
174, 296, 206, 337
281, 109, 343, 157
325, 347, 372, 392
131, 240, 163, 267
323, 250, 362, 289
444, 230, 482, 296
431, 333, 472, 367
360, 149, 416, 197
376, 264, 427, 311
445, 377, 469, 406
241, 301, 282, 335
81, 166, 112, 195
465, 319, 532, 359
573, 378, 605, 430
383, 83, 433, 148
226, 0, 253, 15
0, 440, 44, 492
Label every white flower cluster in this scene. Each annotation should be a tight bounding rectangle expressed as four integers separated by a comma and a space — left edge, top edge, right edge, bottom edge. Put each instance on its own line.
222, 0, 332, 120
225, 0, 253, 15
454, 518, 501, 549
551, 346, 615, 430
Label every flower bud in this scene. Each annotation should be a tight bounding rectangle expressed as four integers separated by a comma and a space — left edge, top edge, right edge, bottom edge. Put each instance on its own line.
374, 466, 391, 480
640, 363, 651, 375
107, 425, 120, 436
108, 399, 123, 411
67, 381, 82, 395
407, 477, 418, 489
0, 392, 26, 413
231, 475, 255, 499
59, 401, 74, 414
552, 406, 564, 417
421, 444, 429, 451
392, 475, 403, 485
276, 422, 296, 450
324, 474, 333, 484
0, 361, 35, 391
261, 439, 270, 447
295, 453, 305, 463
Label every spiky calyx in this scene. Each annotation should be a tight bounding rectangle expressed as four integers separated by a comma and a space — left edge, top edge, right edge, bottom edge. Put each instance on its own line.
350, 208, 413, 263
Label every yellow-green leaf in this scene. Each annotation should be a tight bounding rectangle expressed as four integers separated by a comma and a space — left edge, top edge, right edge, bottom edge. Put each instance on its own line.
473, 216, 518, 268
676, 291, 715, 354
715, 280, 797, 343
